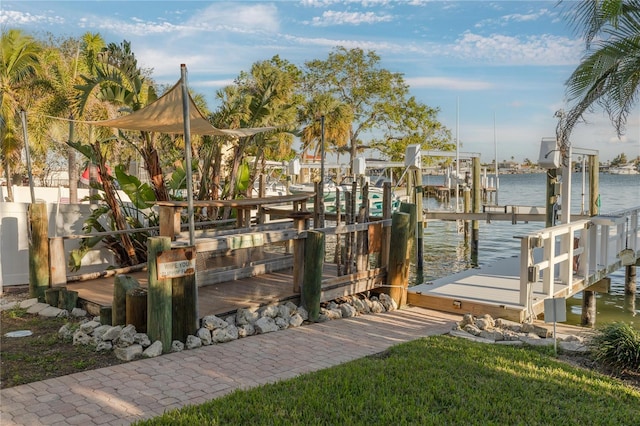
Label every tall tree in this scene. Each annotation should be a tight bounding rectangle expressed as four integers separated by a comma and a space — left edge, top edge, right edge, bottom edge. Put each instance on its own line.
303, 47, 450, 172
0, 29, 41, 201
215, 55, 301, 199
558, 0, 640, 163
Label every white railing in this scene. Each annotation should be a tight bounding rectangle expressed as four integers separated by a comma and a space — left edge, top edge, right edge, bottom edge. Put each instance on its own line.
518, 207, 640, 311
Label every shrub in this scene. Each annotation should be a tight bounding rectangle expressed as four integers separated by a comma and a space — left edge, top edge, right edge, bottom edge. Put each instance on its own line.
589, 322, 640, 374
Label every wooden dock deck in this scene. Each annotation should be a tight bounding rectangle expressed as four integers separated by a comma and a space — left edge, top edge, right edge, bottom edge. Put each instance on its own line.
408, 256, 571, 322
66, 263, 385, 319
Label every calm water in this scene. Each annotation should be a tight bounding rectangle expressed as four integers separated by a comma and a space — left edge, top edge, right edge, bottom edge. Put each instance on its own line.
417, 172, 640, 329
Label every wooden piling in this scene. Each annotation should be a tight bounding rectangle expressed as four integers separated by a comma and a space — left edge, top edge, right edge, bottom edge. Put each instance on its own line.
159, 205, 182, 241
388, 212, 410, 307
49, 237, 66, 287
45, 288, 60, 307
415, 186, 424, 275
545, 169, 558, 227
100, 306, 112, 325
581, 286, 597, 327
399, 202, 417, 268
472, 156, 481, 266
28, 203, 49, 302
172, 273, 198, 342
112, 274, 140, 326
625, 265, 637, 296
58, 288, 78, 312
380, 182, 392, 270
302, 230, 324, 322
147, 236, 172, 352
126, 287, 148, 333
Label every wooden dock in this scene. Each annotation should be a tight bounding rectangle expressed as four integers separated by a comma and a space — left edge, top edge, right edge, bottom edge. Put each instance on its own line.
408, 256, 569, 322
67, 263, 385, 319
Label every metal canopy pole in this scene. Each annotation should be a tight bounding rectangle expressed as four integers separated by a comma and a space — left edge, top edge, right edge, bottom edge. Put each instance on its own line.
180, 64, 195, 246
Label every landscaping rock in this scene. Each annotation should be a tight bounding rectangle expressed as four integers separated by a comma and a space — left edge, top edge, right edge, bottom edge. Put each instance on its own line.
254, 317, 278, 334
171, 340, 185, 352
202, 315, 227, 330
114, 344, 143, 361
197, 327, 213, 345
39, 306, 63, 317
143, 341, 163, 358
185, 335, 202, 349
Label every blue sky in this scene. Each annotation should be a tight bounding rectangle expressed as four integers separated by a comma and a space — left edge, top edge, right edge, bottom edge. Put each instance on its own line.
3, 0, 639, 163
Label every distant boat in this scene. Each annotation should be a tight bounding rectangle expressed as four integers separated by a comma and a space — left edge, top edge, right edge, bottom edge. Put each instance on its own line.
608, 164, 639, 175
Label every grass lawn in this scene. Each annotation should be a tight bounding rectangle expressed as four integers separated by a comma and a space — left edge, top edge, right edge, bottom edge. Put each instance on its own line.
134, 335, 640, 425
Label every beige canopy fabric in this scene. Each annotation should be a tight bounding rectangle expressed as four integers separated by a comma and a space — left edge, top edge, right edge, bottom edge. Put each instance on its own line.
81, 80, 273, 137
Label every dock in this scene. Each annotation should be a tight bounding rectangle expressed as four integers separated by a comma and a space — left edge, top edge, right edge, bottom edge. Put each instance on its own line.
409, 207, 640, 322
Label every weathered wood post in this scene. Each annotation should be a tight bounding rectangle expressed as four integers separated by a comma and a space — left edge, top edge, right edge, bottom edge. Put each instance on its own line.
387, 212, 410, 307
49, 237, 67, 287
380, 182, 392, 270
415, 186, 424, 277
172, 249, 198, 343
291, 211, 311, 293
302, 230, 324, 322
28, 202, 49, 302
159, 205, 181, 241
472, 156, 481, 266
58, 288, 78, 312
399, 202, 417, 268
625, 264, 637, 296
545, 169, 558, 227
126, 287, 148, 333
147, 236, 172, 352
113, 274, 140, 326
582, 155, 599, 326
463, 187, 471, 241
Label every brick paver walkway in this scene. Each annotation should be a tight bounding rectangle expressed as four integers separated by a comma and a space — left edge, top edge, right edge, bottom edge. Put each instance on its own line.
0, 307, 461, 425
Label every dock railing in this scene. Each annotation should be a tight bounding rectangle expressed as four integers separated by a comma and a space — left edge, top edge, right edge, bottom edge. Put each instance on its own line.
519, 207, 640, 315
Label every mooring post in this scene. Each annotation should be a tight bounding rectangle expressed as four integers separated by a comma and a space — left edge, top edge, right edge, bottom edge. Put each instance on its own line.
49, 236, 67, 287
302, 230, 324, 322
380, 182, 392, 270
545, 168, 558, 227
582, 161, 599, 327
388, 212, 411, 307
625, 265, 637, 296
147, 236, 173, 353
28, 202, 49, 302
172, 272, 198, 342
415, 186, 424, 276
472, 156, 481, 266
112, 274, 140, 326
399, 202, 417, 269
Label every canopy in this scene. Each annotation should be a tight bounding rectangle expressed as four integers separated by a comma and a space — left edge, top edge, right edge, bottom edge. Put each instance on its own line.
81, 80, 273, 137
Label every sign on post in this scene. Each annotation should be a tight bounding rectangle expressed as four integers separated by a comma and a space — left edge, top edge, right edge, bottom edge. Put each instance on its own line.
157, 247, 196, 279
544, 298, 566, 323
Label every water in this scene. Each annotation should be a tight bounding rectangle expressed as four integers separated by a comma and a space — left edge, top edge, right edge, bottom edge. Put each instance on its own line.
417, 172, 640, 329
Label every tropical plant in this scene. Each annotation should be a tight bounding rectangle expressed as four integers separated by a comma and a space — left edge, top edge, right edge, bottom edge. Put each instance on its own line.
589, 322, 640, 374
558, 0, 640, 161
214, 56, 301, 201
0, 29, 41, 201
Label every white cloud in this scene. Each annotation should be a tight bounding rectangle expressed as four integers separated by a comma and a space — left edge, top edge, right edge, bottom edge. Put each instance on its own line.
0, 9, 64, 26
309, 10, 393, 26
406, 77, 493, 91
450, 32, 582, 66
185, 3, 280, 33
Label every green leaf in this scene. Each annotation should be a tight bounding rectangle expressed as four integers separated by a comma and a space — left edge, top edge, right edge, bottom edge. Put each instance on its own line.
114, 165, 156, 209
236, 162, 250, 192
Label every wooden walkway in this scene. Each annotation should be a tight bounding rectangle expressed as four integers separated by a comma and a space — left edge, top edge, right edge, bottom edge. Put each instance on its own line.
408, 256, 571, 322
66, 264, 384, 319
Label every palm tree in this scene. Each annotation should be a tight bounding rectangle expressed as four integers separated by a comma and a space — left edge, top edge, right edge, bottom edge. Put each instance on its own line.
1, 29, 41, 201
558, 0, 640, 161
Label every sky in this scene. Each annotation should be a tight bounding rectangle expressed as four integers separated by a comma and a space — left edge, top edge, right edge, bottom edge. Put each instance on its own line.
3, 0, 640, 163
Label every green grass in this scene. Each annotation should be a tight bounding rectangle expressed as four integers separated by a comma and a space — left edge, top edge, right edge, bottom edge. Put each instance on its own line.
134, 336, 640, 425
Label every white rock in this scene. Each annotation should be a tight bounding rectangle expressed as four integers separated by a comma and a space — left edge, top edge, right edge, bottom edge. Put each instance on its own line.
237, 324, 255, 338
378, 293, 397, 311
101, 325, 123, 341
197, 327, 213, 345
71, 308, 87, 317
39, 306, 63, 317
19, 298, 39, 308
114, 344, 143, 361
202, 315, 227, 330
370, 300, 385, 313
297, 306, 309, 321
495, 318, 522, 332
171, 340, 185, 352
72, 330, 92, 346
79, 320, 101, 334
236, 308, 260, 325
143, 341, 163, 358
134, 333, 151, 348
58, 323, 74, 340
185, 335, 202, 349
96, 341, 113, 352
289, 313, 304, 328
261, 305, 279, 318
340, 304, 357, 318
254, 317, 278, 334
275, 317, 289, 330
